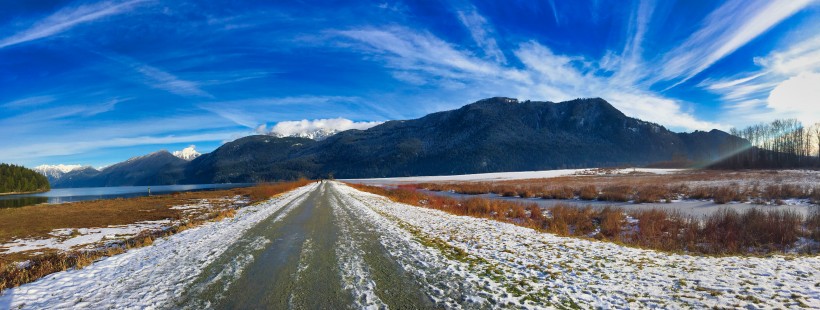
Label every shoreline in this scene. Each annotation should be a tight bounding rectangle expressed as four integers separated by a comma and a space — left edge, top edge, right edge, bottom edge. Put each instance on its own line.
0, 189, 49, 197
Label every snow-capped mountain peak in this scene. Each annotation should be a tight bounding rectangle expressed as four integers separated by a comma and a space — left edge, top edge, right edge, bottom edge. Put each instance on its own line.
172, 145, 201, 161
34, 164, 84, 175
272, 128, 341, 141
33, 164, 87, 182
268, 118, 383, 141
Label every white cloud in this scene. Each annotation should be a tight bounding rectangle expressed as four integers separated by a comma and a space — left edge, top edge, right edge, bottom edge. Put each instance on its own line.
338, 28, 509, 79
756, 35, 820, 76
172, 145, 201, 160
657, 0, 811, 85
614, 0, 654, 85
339, 25, 724, 131
701, 33, 820, 127
268, 118, 383, 140
455, 7, 506, 63
767, 72, 820, 125
0, 0, 148, 49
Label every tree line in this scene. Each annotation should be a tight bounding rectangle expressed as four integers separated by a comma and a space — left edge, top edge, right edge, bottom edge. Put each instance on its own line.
711, 119, 820, 169
0, 163, 50, 194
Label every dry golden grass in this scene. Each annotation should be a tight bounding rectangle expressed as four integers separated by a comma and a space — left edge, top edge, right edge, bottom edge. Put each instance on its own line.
417, 169, 819, 204
349, 183, 819, 256
0, 180, 312, 291
0, 180, 311, 246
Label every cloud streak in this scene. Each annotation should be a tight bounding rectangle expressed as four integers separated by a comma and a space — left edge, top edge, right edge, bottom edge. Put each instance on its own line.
0, 131, 241, 161
656, 0, 811, 86
339, 25, 723, 131
455, 6, 506, 63
701, 33, 820, 126
100, 54, 213, 98
0, 0, 149, 49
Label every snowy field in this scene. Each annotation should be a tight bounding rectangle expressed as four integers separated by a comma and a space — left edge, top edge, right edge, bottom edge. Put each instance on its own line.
339, 183, 820, 309
2, 181, 818, 309
343, 168, 682, 184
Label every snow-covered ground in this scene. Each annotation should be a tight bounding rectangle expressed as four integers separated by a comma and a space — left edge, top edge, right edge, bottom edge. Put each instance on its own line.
337, 183, 820, 309
0, 220, 171, 254
343, 168, 682, 184
0, 183, 317, 309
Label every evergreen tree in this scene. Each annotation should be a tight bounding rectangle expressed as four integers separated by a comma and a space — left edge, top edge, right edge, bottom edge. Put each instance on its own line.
0, 163, 50, 193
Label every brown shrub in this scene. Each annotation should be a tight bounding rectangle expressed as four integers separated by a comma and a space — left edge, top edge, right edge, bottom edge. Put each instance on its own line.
807, 207, 820, 241
699, 208, 802, 254
634, 185, 671, 203
713, 186, 744, 204
501, 190, 518, 197
598, 185, 632, 202
518, 187, 537, 198
578, 185, 598, 200
543, 186, 574, 200
548, 204, 596, 236
598, 207, 625, 239
688, 186, 712, 200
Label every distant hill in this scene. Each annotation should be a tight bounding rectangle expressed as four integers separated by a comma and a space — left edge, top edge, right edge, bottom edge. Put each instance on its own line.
184, 136, 318, 183
51, 97, 750, 187
53, 151, 188, 188
0, 163, 50, 194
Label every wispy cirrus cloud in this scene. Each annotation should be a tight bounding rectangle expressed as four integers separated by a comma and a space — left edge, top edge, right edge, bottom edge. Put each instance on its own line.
701, 34, 820, 126
455, 6, 506, 63
1, 95, 55, 108
103, 54, 213, 98
0, 0, 149, 49
338, 25, 723, 131
656, 0, 812, 86
612, 0, 655, 85
547, 0, 560, 25
0, 131, 240, 161
1, 99, 121, 125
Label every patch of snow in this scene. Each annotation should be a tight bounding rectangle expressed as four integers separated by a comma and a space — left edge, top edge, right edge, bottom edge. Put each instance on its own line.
0, 220, 173, 254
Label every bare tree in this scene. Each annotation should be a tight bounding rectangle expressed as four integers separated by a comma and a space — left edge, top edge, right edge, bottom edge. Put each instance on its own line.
813, 123, 820, 159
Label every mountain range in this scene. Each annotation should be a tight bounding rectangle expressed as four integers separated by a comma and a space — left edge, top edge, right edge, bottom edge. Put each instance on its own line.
49, 97, 748, 188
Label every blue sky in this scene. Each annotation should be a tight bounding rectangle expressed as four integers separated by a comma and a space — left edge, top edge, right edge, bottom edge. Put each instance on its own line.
1, 0, 819, 168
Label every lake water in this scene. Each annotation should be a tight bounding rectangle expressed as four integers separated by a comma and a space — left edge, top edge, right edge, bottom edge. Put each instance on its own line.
0, 183, 253, 208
